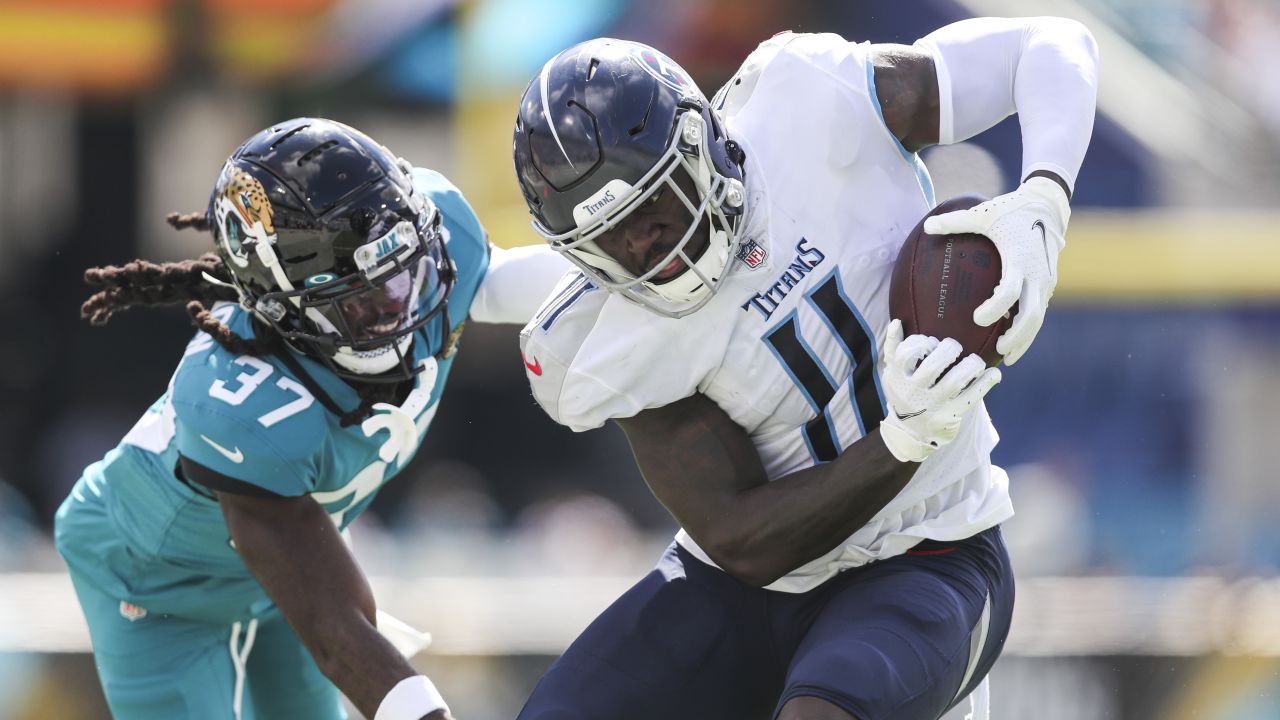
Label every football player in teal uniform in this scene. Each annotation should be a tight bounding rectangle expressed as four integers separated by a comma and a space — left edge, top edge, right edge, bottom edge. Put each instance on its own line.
55, 118, 569, 720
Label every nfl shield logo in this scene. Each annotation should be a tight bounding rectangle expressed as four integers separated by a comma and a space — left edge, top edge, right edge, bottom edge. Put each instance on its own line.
737, 240, 767, 269
119, 601, 148, 622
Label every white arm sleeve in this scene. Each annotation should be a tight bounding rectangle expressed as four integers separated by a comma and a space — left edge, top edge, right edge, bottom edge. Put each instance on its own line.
469, 243, 573, 325
915, 16, 1099, 192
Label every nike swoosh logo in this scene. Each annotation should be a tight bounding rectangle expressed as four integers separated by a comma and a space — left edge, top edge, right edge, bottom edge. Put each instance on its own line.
895, 409, 926, 421
522, 353, 543, 376
1032, 219, 1051, 273
201, 435, 244, 464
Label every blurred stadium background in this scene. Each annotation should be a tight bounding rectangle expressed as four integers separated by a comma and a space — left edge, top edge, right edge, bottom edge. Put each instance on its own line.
1, 0, 1279, 717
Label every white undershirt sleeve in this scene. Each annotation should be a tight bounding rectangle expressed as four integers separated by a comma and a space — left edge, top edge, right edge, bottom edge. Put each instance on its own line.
915, 16, 1099, 192
469, 243, 573, 324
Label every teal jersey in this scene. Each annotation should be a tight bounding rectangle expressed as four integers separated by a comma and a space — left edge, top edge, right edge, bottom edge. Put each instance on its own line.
56, 169, 489, 622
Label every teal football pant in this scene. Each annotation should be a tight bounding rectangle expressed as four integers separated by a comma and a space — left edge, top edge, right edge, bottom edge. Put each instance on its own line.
67, 571, 345, 720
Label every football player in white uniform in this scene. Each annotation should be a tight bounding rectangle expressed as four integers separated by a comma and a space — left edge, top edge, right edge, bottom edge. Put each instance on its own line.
512, 17, 1097, 720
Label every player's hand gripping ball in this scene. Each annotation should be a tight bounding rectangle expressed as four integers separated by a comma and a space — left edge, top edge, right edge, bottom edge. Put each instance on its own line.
878, 319, 1001, 463
889, 195, 1011, 367
918, 177, 1071, 365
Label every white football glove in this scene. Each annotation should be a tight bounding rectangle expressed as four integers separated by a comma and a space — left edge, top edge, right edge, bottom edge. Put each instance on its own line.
923, 176, 1071, 365
878, 319, 1002, 463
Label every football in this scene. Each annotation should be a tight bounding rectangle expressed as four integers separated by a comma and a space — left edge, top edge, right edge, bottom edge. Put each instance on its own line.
888, 195, 1011, 367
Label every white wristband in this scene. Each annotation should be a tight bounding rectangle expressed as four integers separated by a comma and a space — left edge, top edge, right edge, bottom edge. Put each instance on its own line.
374, 675, 449, 720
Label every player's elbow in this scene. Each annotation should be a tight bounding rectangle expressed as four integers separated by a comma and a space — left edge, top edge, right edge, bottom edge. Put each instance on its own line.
1036, 17, 1099, 64
700, 534, 786, 588
1079, 21, 1100, 66
716, 554, 787, 588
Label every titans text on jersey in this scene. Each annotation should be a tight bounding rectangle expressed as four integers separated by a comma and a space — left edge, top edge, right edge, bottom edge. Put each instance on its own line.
739, 237, 827, 320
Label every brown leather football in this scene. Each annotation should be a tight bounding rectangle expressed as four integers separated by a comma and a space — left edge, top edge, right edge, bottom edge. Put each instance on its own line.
888, 195, 1011, 367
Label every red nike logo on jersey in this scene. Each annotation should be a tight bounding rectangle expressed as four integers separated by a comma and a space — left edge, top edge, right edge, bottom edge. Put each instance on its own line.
522, 353, 542, 376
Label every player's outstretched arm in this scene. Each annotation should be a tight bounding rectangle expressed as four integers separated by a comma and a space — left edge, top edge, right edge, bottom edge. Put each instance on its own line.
873, 17, 1099, 364
207, 466, 452, 720
616, 335, 997, 588
469, 243, 573, 325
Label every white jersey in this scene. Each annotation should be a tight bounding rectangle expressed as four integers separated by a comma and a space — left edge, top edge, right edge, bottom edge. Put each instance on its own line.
519, 32, 1012, 593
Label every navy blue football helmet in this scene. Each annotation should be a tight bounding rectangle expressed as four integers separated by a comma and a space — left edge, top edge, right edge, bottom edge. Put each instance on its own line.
209, 118, 454, 383
512, 38, 746, 316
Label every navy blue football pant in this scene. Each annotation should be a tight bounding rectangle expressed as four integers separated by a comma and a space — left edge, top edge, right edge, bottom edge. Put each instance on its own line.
518, 526, 1013, 720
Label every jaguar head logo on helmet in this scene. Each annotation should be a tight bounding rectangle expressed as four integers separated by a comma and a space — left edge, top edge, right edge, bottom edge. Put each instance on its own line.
211, 166, 276, 268
209, 118, 456, 382
512, 38, 747, 317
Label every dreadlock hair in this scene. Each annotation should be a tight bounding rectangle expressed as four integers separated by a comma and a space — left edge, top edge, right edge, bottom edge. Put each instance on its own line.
82, 211, 400, 426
